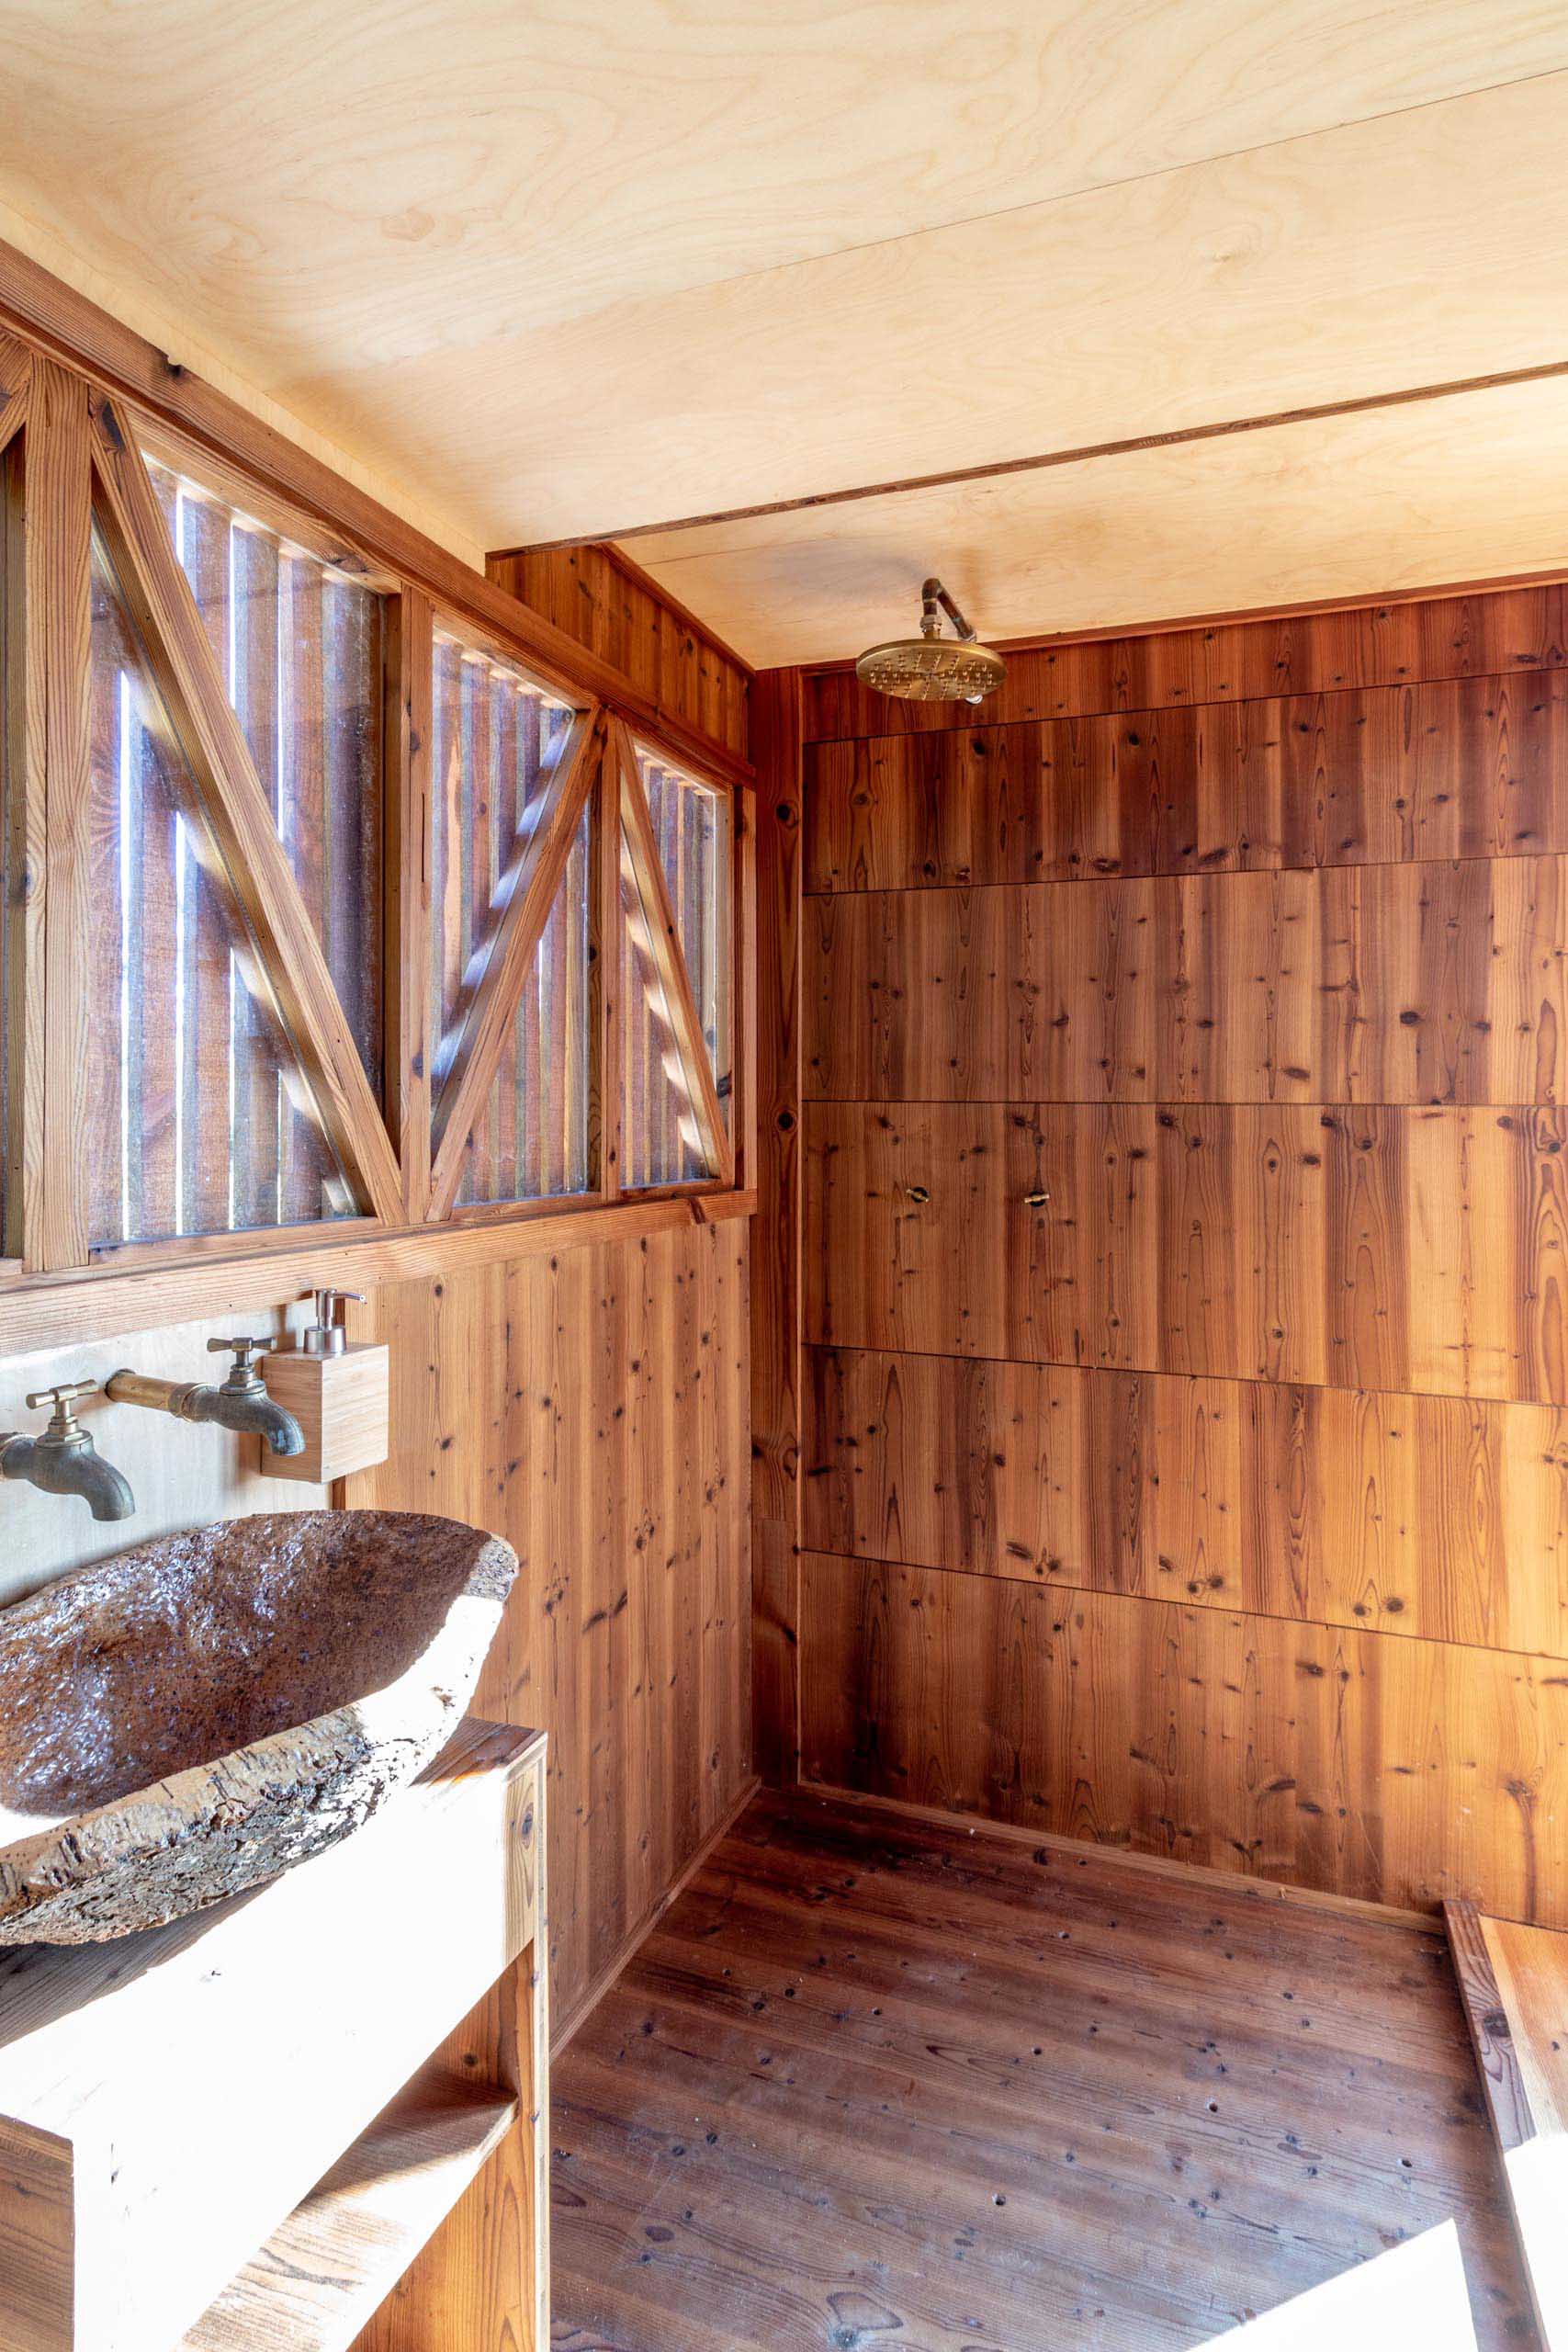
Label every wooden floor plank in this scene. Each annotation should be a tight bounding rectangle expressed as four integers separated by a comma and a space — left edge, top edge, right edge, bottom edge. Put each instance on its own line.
553, 1791, 1537, 2351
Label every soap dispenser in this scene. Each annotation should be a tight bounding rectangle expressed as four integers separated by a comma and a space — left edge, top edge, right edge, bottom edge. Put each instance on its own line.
259, 1287, 390, 1484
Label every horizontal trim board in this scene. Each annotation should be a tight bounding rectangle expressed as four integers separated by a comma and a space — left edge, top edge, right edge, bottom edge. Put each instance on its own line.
0, 1188, 756, 1358
804, 1098, 1568, 1404
798, 1550, 1568, 1923
586, 356, 1568, 549
804, 1344, 1568, 1658
806, 858, 1568, 1110
801, 583, 1568, 743
803, 669, 1568, 896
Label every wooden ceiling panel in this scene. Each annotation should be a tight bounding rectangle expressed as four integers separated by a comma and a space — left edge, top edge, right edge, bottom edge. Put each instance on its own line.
626, 371, 1568, 667
1, 5, 1567, 555
287, 73, 1568, 546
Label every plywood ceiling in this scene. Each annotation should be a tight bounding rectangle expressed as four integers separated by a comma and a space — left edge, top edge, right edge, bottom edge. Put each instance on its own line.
628, 372, 1568, 666
3, 3, 1568, 659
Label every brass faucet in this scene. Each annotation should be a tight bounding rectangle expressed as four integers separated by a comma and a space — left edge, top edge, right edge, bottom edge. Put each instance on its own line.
106, 1339, 306, 1457
0, 1382, 136, 1521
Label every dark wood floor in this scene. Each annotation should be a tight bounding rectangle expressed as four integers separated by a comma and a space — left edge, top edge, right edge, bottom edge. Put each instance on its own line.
550, 1790, 1535, 2351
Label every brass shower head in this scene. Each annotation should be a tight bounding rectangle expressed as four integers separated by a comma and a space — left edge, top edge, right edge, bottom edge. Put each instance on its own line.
854, 577, 1006, 705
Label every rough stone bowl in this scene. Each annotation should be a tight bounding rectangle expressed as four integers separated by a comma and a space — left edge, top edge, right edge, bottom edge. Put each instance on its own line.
0, 1510, 516, 1945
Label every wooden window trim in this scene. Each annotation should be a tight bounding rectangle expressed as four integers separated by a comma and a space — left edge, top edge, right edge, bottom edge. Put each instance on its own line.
426, 703, 604, 1220
0, 273, 753, 1352
615, 718, 733, 1187
0, 1187, 756, 1355
0, 239, 753, 792
90, 388, 408, 1228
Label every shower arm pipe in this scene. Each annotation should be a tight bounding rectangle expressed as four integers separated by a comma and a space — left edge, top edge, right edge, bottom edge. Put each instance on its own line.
921, 577, 978, 644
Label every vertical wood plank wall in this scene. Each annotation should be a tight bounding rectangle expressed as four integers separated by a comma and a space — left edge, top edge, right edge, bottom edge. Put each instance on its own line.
345, 1220, 752, 2033
763, 582, 1568, 1925
486, 542, 750, 767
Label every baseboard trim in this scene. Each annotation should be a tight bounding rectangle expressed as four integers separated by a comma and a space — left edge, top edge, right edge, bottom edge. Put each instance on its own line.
793, 1778, 1433, 1934
551, 1774, 761, 2056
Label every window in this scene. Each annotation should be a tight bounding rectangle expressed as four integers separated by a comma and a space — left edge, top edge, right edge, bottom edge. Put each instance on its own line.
454, 801, 592, 1207
637, 745, 732, 1130
619, 738, 733, 1192
0, 369, 745, 1299
427, 625, 592, 1207
145, 455, 386, 1097
85, 527, 359, 1246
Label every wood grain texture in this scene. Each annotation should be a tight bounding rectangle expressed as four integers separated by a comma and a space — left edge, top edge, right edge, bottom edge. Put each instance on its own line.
807, 860, 1568, 1106
783, 578, 1568, 1927
89, 390, 405, 1227
804, 669, 1568, 888
0, 1719, 540, 2352
634, 365, 1568, 668
190, 2071, 517, 2352
14, 11, 1568, 567
488, 545, 749, 768
426, 705, 601, 1216
1446, 1904, 1568, 2347
804, 1098, 1568, 1404
344, 1217, 751, 2026
1445, 1901, 1534, 2154
749, 670, 804, 1785
800, 1552, 1568, 1926
0, 2118, 72, 2352
806, 1347, 1568, 1654
614, 718, 732, 1185
27, 356, 90, 1269
0, 235, 751, 793
551, 1787, 1534, 2351
805, 587, 1568, 745
353, 1925, 548, 2352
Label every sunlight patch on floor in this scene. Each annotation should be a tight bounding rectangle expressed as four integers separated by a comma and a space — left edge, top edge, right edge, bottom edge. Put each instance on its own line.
1198, 2223, 1480, 2349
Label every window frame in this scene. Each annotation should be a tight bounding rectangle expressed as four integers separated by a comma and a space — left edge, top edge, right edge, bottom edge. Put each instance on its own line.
0, 321, 754, 1354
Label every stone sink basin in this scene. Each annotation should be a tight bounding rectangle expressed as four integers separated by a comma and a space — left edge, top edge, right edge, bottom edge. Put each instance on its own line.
0, 1510, 516, 1944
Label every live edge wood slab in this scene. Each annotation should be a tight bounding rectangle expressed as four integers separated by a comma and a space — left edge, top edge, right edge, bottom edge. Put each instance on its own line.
0, 1715, 547, 2352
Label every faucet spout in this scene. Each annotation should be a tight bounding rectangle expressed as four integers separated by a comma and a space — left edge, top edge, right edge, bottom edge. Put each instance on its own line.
187, 1382, 306, 1456
106, 1359, 305, 1458
0, 1430, 137, 1521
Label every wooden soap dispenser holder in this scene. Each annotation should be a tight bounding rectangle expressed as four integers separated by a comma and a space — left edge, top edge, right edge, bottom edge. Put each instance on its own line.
260, 1286, 390, 1484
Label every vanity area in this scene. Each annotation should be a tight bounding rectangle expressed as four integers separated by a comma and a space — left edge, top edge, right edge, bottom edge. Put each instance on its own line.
0, 264, 753, 2352
0, 1317, 550, 2352
0, 1714, 547, 2352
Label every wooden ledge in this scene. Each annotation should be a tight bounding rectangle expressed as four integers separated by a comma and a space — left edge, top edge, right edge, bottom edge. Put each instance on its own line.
0, 1188, 756, 1356
184, 2064, 518, 2352
1444, 1898, 1568, 2346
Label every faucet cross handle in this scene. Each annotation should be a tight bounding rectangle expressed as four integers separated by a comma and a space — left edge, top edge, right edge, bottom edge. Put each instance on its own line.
25, 1379, 99, 1434
207, 1337, 268, 1383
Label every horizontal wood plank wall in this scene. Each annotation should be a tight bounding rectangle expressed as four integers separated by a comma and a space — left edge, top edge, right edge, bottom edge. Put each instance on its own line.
344, 1219, 751, 2023
487, 542, 750, 767
785, 580, 1568, 1923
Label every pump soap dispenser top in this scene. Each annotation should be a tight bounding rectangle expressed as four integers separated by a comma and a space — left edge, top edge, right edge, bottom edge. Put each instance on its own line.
260, 1287, 389, 1485
302, 1287, 363, 1358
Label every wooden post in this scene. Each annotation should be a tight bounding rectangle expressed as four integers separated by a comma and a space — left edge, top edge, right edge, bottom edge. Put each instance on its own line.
749, 667, 803, 1786
25, 356, 91, 1271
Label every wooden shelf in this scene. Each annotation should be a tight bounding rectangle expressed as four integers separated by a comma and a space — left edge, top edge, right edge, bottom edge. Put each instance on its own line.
184, 2066, 517, 2352
0, 1715, 547, 2352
